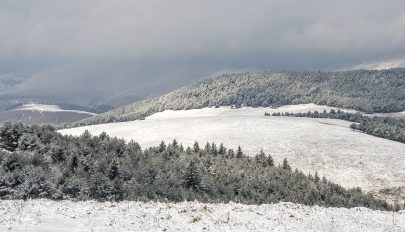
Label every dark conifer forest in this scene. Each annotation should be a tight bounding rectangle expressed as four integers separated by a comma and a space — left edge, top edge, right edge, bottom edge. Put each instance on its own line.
0, 122, 395, 211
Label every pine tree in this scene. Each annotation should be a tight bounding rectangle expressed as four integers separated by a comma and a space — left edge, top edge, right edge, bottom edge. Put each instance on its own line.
236, 146, 244, 159
204, 142, 211, 153
218, 143, 226, 155
70, 155, 79, 173
267, 154, 274, 167
17, 133, 39, 151
227, 149, 235, 158
81, 130, 92, 140
211, 142, 218, 156
158, 141, 166, 152
183, 161, 201, 190
282, 158, 291, 171
314, 171, 320, 183
186, 147, 192, 154
255, 149, 267, 167
172, 139, 178, 149
0, 122, 25, 152
108, 160, 119, 180
99, 131, 109, 141
193, 141, 200, 152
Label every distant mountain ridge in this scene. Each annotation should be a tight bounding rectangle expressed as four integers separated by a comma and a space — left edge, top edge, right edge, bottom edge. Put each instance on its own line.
0, 103, 96, 125
72, 68, 405, 127
0, 59, 221, 112
347, 59, 405, 71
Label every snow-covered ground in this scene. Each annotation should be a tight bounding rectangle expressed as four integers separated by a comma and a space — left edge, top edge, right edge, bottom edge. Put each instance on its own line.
14, 103, 97, 115
146, 103, 358, 120
1, 199, 404, 232
60, 104, 405, 202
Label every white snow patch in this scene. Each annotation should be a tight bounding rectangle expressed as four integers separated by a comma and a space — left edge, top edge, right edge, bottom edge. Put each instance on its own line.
60, 105, 405, 199
147, 103, 358, 120
14, 104, 97, 115
1, 200, 404, 232
346, 59, 405, 70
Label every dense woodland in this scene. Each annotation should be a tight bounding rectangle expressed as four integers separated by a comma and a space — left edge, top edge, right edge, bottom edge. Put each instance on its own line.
73, 68, 405, 126
0, 122, 397, 211
268, 110, 405, 144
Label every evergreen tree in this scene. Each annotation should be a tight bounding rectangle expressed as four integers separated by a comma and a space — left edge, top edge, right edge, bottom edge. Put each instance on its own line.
314, 171, 320, 183
282, 158, 291, 171
108, 160, 119, 180
255, 149, 267, 167
17, 133, 39, 151
193, 141, 200, 152
186, 147, 192, 154
99, 131, 109, 141
183, 161, 201, 191
218, 143, 226, 155
211, 142, 218, 156
267, 154, 274, 167
158, 141, 166, 152
0, 122, 25, 151
70, 155, 79, 173
236, 146, 244, 159
204, 142, 211, 153
227, 149, 235, 158
172, 139, 178, 149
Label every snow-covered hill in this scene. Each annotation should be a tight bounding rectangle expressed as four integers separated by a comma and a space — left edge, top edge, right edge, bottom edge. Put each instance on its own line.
60, 104, 405, 203
0, 104, 96, 125
1, 200, 404, 231
72, 69, 405, 127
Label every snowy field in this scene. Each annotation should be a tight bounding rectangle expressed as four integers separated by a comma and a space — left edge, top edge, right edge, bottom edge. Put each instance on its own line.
60, 104, 405, 202
1, 199, 404, 232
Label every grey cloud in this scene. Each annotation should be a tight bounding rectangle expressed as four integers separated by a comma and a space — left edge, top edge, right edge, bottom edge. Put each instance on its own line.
1, 0, 404, 65
1, 0, 405, 108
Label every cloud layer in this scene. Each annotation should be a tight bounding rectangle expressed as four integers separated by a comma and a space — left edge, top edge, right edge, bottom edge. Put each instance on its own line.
1, 0, 405, 70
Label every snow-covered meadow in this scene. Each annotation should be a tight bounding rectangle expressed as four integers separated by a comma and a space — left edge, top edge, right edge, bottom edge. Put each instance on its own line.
1, 199, 404, 232
60, 104, 405, 202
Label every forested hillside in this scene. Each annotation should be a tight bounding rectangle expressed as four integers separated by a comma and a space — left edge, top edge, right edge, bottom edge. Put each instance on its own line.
72, 68, 405, 127
0, 123, 395, 210
268, 110, 405, 144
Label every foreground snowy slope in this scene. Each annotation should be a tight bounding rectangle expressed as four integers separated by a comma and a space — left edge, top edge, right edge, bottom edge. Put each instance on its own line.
1, 200, 404, 231
60, 104, 405, 202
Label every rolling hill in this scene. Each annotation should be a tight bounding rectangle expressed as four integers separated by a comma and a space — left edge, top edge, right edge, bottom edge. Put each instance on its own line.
60, 105, 405, 203
72, 68, 405, 127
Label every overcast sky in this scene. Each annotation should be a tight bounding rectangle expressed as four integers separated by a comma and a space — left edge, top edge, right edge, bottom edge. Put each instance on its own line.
1, 0, 405, 72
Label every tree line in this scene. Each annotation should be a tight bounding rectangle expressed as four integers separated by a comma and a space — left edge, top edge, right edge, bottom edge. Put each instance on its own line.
267, 110, 405, 144
0, 122, 398, 211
